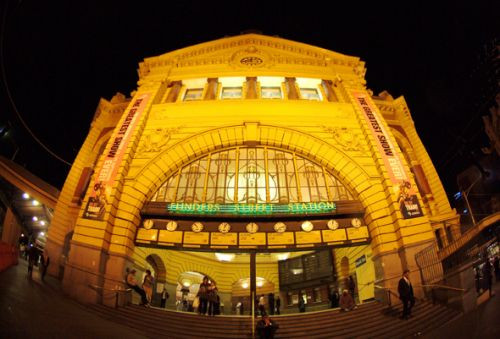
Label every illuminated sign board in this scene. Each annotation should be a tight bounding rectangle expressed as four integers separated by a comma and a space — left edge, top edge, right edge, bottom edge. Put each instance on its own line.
166, 202, 336, 216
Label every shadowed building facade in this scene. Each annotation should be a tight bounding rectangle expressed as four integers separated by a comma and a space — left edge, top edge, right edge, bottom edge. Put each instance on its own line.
44, 33, 459, 309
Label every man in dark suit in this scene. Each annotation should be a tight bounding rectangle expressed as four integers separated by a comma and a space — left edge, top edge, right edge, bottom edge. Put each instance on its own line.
398, 269, 415, 319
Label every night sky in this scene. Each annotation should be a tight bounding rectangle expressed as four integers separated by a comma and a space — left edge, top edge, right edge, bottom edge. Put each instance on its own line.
0, 1, 498, 201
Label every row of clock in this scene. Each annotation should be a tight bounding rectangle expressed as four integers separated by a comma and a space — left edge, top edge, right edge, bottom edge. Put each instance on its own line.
143, 218, 363, 233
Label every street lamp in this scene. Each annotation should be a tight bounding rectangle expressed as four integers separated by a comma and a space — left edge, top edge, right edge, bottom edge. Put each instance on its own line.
460, 174, 483, 226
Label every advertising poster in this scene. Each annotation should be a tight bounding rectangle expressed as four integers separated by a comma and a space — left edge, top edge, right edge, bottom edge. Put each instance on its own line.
352, 92, 423, 219
84, 93, 151, 220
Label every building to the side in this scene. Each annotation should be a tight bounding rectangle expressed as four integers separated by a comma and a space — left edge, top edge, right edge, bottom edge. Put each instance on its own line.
45, 33, 460, 312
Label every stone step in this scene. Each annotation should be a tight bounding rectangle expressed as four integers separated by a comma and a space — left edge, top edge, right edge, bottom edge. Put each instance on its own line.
87, 300, 461, 339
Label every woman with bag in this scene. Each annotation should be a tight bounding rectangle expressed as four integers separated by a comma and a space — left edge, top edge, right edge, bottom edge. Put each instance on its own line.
143, 270, 154, 303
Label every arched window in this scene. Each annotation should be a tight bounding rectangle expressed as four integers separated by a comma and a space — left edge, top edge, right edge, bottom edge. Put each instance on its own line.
151, 147, 354, 204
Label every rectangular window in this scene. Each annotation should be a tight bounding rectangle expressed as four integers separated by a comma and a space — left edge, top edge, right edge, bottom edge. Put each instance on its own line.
183, 88, 204, 101
300, 88, 321, 101
221, 87, 243, 99
261, 86, 282, 99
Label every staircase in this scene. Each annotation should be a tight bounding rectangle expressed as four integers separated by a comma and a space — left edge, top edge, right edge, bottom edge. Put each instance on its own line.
87, 300, 460, 338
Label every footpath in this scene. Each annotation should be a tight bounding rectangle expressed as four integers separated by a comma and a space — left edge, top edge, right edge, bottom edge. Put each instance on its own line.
0, 259, 147, 339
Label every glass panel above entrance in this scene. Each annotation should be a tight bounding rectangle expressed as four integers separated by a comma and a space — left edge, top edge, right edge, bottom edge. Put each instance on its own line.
151, 147, 355, 204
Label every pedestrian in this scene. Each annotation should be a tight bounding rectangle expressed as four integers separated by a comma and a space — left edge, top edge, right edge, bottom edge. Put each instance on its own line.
27, 245, 38, 279
493, 256, 500, 282
397, 269, 415, 319
329, 288, 340, 308
197, 276, 210, 315
258, 294, 266, 316
275, 296, 280, 315
142, 269, 154, 304
348, 276, 356, 299
126, 269, 149, 306
482, 260, 494, 297
256, 314, 279, 339
339, 289, 355, 311
40, 250, 50, 281
160, 286, 169, 308
236, 301, 242, 315
268, 293, 275, 315
207, 281, 219, 316
298, 294, 306, 313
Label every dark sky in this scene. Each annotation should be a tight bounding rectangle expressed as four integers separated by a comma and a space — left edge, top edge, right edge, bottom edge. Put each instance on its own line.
0, 1, 498, 199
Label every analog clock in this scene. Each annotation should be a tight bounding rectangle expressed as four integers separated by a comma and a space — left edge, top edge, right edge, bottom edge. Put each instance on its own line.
218, 222, 231, 233
191, 222, 204, 232
143, 219, 154, 230
351, 218, 362, 228
274, 222, 287, 233
327, 219, 339, 230
246, 222, 259, 233
301, 221, 314, 232
166, 220, 178, 232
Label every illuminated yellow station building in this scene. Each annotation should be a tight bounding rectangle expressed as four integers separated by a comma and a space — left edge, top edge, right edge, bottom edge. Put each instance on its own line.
45, 33, 459, 311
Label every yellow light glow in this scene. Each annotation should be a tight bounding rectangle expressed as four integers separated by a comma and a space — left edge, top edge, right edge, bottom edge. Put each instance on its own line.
215, 253, 235, 262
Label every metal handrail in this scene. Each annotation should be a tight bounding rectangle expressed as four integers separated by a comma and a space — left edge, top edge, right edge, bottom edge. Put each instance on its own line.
88, 284, 132, 308
420, 284, 466, 292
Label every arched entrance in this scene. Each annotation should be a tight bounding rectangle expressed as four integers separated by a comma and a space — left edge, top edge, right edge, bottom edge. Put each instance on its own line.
131, 141, 376, 313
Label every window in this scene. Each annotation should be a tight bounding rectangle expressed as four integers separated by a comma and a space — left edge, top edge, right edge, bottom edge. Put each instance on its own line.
183, 88, 204, 101
300, 88, 321, 101
151, 147, 355, 203
313, 288, 322, 302
221, 87, 243, 99
261, 86, 282, 99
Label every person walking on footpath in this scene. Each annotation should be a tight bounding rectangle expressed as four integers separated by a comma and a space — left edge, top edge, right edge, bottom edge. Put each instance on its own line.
482, 259, 494, 297
493, 256, 500, 282
40, 250, 50, 281
126, 269, 149, 306
27, 245, 38, 279
398, 269, 415, 319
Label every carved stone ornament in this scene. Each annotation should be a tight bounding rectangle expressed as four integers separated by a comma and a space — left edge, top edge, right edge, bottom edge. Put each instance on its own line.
322, 126, 364, 151
230, 46, 274, 69
138, 127, 179, 153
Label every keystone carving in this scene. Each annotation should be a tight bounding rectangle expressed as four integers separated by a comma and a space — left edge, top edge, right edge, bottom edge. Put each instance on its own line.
322, 126, 364, 151
138, 127, 180, 153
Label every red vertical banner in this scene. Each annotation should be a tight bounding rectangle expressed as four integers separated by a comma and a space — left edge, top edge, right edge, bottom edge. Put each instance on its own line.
352, 92, 423, 219
84, 93, 151, 220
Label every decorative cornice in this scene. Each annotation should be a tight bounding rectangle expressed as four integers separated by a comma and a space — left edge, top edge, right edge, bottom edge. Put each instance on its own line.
139, 34, 364, 78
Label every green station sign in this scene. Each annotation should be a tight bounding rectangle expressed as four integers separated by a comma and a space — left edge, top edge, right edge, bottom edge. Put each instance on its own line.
166, 202, 336, 216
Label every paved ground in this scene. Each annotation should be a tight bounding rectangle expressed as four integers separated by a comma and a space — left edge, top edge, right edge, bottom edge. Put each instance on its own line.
423, 280, 500, 339
0, 259, 147, 339
1, 259, 499, 338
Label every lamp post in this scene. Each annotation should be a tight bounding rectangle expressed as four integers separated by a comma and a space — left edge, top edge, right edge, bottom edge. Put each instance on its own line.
461, 174, 483, 226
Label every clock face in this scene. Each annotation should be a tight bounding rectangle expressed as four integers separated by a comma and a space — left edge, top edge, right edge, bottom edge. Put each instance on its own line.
327, 219, 339, 230
351, 218, 362, 228
246, 222, 259, 234
191, 222, 204, 233
143, 219, 154, 230
218, 222, 231, 233
166, 220, 178, 232
301, 221, 314, 232
274, 222, 287, 233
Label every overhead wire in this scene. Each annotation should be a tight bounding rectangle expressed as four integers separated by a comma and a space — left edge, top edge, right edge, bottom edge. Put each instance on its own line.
0, 0, 72, 167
